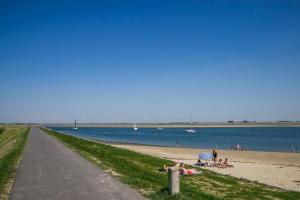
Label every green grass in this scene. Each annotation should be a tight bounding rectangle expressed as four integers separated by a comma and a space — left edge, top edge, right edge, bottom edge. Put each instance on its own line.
0, 126, 29, 198
43, 128, 300, 200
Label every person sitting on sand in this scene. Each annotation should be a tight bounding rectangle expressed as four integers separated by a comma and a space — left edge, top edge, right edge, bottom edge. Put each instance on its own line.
223, 158, 234, 167
196, 159, 208, 167
179, 163, 200, 175
217, 159, 226, 168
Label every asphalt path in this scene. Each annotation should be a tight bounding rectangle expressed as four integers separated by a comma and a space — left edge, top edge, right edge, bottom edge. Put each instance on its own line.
9, 127, 146, 200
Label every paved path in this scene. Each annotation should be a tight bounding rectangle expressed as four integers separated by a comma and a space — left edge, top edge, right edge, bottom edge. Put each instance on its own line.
10, 127, 146, 200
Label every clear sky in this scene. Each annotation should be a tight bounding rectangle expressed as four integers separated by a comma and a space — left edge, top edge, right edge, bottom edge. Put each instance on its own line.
1, 0, 300, 123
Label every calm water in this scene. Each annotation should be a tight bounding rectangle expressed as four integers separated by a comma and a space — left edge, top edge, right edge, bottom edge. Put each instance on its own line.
48, 127, 300, 152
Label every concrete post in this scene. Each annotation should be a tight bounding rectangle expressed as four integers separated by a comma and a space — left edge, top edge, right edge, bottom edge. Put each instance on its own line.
168, 167, 180, 195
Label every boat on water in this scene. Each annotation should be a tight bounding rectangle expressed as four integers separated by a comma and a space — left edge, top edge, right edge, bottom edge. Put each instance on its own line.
185, 128, 196, 133
157, 127, 164, 130
73, 120, 78, 130
185, 116, 196, 133
133, 123, 138, 131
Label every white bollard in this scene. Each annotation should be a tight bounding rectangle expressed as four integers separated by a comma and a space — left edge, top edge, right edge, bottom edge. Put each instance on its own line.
168, 167, 180, 195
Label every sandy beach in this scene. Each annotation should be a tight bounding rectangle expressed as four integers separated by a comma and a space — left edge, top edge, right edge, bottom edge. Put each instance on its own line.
112, 144, 300, 191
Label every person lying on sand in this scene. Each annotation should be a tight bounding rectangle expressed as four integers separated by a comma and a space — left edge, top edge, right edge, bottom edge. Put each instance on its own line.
223, 158, 234, 167
179, 163, 201, 175
196, 159, 209, 167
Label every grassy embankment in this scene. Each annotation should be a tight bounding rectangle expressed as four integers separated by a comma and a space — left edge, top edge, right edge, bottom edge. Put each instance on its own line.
43, 128, 300, 200
0, 126, 29, 199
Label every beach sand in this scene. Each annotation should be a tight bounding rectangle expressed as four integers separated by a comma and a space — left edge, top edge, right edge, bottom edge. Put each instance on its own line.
112, 144, 300, 191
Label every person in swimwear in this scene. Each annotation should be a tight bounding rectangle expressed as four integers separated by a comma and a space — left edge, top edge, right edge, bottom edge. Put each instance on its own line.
212, 149, 218, 164
223, 158, 234, 167
196, 159, 208, 167
179, 163, 200, 175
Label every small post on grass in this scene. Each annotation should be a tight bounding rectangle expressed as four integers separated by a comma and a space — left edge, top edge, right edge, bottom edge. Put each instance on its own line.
168, 167, 180, 195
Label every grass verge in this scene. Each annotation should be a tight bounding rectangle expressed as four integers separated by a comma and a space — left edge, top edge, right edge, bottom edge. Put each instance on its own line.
0, 126, 29, 199
43, 128, 300, 200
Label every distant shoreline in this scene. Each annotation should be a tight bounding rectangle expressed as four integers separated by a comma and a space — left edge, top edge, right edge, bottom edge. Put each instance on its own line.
42, 122, 300, 128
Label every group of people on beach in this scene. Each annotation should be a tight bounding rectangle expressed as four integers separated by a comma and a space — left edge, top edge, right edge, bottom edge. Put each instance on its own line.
160, 149, 234, 176
196, 149, 234, 168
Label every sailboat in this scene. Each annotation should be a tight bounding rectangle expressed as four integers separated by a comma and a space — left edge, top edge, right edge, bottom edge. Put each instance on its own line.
133, 123, 138, 131
185, 116, 196, 133
73, 120, 78, 130
185, 128, 196, 133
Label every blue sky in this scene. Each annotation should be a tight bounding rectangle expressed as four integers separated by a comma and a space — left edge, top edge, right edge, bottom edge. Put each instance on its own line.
1, 0, 300, 123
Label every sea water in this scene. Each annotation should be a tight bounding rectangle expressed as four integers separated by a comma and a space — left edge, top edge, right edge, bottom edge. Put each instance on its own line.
49, 127, 300, 152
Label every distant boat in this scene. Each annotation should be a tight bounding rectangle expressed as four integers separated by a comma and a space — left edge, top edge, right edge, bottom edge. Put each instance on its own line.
73, 120, 78, 130
133, 123, 138, 131
185, 116, 196, 133
157, 127, 164, 130
185, 128, 196, 133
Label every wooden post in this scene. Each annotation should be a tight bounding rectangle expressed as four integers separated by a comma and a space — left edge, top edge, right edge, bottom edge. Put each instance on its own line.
168, 167, 180, 195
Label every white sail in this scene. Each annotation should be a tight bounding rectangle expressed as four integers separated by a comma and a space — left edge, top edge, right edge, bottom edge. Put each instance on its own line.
185, 116, 196, 133
73, 120, 78, 130
133, 123, 138, 131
